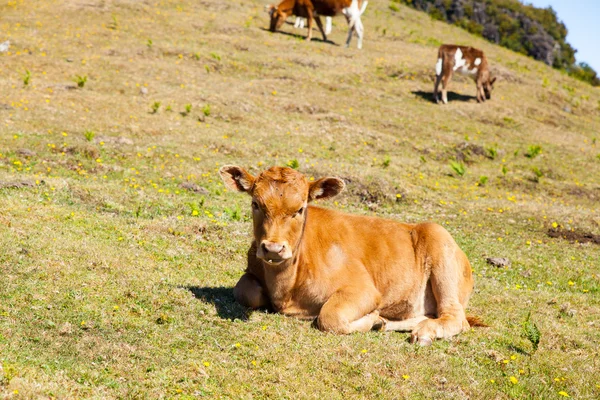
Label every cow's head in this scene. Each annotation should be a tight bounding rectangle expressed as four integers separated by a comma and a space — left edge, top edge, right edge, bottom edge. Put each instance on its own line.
220, 166, 345, 265
268, 6, 287, 32
484, 75, 496, 100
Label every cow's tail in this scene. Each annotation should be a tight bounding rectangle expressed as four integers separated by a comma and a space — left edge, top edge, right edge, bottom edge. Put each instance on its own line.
466, 315, 488, 328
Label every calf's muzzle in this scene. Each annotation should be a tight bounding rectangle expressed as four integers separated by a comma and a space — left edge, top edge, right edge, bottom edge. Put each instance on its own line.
259, 240, 291, 264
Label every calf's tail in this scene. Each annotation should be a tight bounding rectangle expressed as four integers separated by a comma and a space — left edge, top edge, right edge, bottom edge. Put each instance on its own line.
466, 315, 488, 328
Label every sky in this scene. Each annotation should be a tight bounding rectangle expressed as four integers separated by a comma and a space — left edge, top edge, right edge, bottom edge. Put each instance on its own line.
526, 0, 600, 71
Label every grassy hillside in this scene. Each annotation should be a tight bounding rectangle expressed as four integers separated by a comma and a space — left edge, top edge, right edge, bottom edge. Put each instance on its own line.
1, 0, 599, 398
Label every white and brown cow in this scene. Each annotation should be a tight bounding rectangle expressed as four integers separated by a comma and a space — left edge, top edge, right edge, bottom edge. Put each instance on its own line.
267, 0, 368, 49
434, 44, 496, 104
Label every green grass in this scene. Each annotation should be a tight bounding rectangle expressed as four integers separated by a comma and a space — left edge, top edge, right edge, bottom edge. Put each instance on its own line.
1, 0, 599, 398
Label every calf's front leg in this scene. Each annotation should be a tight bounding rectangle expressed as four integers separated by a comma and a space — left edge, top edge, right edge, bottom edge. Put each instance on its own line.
316, 285, 381, 334
476, 80, 486, 103
233, 273, 270, 309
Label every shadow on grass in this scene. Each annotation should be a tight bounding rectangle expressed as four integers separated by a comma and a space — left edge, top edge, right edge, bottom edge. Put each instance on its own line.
259, 27, 338, 46
412, 90, 476, 103
185, 286, 252, 321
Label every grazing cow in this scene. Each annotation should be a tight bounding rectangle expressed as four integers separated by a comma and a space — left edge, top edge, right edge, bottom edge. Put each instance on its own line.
434, 44, 496, 104
267, 0, 368, 49
219, 166, 481, 345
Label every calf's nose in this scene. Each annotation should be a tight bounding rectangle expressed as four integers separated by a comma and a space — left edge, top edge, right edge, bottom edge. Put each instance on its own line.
261, 241, 284, 255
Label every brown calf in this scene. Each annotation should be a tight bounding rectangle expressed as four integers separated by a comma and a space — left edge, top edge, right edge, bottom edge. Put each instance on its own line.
268, 0, 367, 49
434, 44, 496, 104
219, 166, 478, 345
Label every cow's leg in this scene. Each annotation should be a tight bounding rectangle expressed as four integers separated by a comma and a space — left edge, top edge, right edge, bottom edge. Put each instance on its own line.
343, 0, 362, 48
325, 16, 332, 35
306, 9, 314, 41
433, 74, 442, 103
354, 16, 364, 49
345, 18, 355, 48
314, 16, 327, 42
348, 311, 381, 333
294, 17, 301, 28
316, 285, 381, 334
410, 231, 471, 345
233, 273, 270, 309
477, 85, 486, 103
441, 73, 451, 104
376, 316, 429, 332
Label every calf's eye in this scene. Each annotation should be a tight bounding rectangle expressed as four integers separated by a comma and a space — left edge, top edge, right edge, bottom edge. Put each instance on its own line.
251, 201, 259, 210
296, 207, 304, 216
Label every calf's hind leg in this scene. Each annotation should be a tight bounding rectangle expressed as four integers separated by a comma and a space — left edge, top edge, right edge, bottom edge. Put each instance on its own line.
433, 74, 442, 103
316, 285, 381, 334
410, 242, 472, 345
441, 73, 451, 104
314, 16, 327, 42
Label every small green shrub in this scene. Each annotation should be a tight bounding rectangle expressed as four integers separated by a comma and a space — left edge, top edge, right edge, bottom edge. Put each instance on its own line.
486, 147, 498, 160
522, 312, 541, 353
542, 76, 550, 88
84, 130, 95, 142
382, 155, 391, 168
449, 160, 466, 177
478, 176, 488, 186
286, 159, 300, 169
202, 104, 211, 117
525, 145, 542, 158
531, 166, 543, 182
150, 101, 161, 114
181, 104, 192, 116
224, 205, 242, 221
74, 75, 87, 88
23, 69, 31, 86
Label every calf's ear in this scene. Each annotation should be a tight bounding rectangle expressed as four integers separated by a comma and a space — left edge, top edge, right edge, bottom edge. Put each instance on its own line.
219, 165, 255, 193
490, 76, 497, 86
308, 177, 345, 201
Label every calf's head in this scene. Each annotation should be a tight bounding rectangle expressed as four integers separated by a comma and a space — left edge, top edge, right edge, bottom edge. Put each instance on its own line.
220, 166, 344, 265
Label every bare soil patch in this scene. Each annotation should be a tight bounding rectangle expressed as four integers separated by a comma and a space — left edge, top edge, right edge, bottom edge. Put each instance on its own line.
547, 227, 600, 245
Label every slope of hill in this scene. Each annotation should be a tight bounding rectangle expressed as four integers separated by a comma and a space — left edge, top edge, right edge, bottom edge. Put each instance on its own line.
1, 0, 599, 398
395, 0, 600, 85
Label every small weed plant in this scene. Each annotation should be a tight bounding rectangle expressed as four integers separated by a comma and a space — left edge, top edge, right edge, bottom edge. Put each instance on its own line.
23, 69, 31, 86
74, 75, 87, 88
449, 160, 466, 177
525, 145, 542, 158
84, 130, 95, 142
286, 159, 300, 169
150, 101, 161, 114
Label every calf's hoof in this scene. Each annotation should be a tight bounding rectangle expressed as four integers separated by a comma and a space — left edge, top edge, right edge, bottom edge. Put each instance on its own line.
372, 316, 387, 331
410, 334, 433, 346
